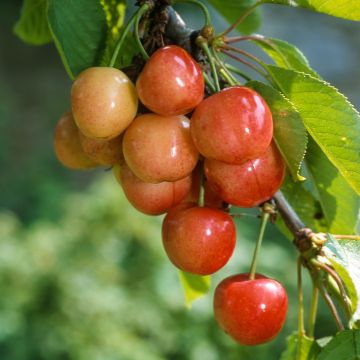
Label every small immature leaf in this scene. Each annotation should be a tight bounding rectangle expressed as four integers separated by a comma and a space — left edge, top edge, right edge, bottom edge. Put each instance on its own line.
317, 330, 360, 360
262, 0, 360, 21
306, 139, 360, 234
324, 235, 360, 323
267, 66, 360, 195
14, 0, 52, 45
178, 271, 211, 308
280, 332, 321, 360
247, 81, 307, 181
207, 0, 261, 35
252, 37, 318, 78
47, 0, 109, 79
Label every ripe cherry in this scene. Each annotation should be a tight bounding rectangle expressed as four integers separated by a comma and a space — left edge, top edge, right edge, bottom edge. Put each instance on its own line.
71, 67, 138, 139
136, 45, 204, 116
113, 163, 192, 216
162, 205, 236, 275
79, 132, 124, 166
122, 113, 199, 183
54, 112, 97, 169
214, 274, 288, 345
204, 143, 285, 208
191, 86, 273, 164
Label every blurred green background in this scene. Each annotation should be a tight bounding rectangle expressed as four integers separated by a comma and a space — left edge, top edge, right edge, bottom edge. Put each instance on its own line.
0, 1, 359, 359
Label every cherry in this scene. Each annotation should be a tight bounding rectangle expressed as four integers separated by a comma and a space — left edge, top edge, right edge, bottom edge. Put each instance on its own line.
71, 67, 138, 139
191, 86, 273, 164
79, 132, 124, 166
162, 205, 236, 275
122, 113, 199, 183
204, 142, 285, 207
214, 273, 288, 345
113, 163, 191, 216
54, 112, 97, 169
136, 45, 204, 116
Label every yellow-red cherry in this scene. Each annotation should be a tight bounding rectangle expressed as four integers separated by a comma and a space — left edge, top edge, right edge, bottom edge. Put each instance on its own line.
71, 67, 138, 139
191, 86, 273, 164
136, 45, 204, 116
162, 205, 236, 275
122, 113, 199, 183
204, 143, 285, 208
214, 273, 288, 345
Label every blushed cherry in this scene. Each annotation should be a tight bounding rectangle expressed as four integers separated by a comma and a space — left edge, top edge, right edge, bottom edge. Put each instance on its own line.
204, 143, 285, 208
71, 67, 138, 139
214, 273, 288, 345
113, 163, 191, 216
162, 205, 236, 275
136, 45, 204, 116
122, 113, 199, 183
54, 112, 97, 170
191, 86, 273, 164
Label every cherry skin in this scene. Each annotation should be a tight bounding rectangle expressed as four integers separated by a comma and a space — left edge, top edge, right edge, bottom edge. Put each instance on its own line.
113, 163, 192, 216
71, 67, 138, 139
191, 86, 273, 164
162, 205, 236, 275
79, 132, 124, 166
122, 113, 199, 183
136, 45, 204, 116
204, 142, 285, 208
214, 273, 288, 345
54, 112, 97, 169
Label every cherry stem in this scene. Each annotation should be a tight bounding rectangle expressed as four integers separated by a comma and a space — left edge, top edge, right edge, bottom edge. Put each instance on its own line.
224, 64, 251, 81
220, 49, 269, 80
219, 1, 263, 37
197, 38, 220, 92
308, 282, 319, 338
310, 259, 352, 321
224, 34, 292, 70
248, 209, 270, 280
211, 49, 239, 86
109, 5, 147, 67
317, 280, 345, 331
197, 165, 205, 207
135, 4, 150, 60
297, 257, 306, 336
202, 71, 216, 93
173, 0, 211, 26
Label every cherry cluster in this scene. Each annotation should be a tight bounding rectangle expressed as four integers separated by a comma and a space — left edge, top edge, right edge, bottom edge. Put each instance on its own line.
54, 45, 287, 346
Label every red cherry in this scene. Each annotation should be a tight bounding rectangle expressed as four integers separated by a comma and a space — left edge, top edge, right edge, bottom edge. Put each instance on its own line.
162, 205, 236, 275
136, 45, 204, 116
122, 113, 199, 183
113, 163, 191, 216
214, 274, 288, 345
204, 143, 285, 208
191, 86, 273, 164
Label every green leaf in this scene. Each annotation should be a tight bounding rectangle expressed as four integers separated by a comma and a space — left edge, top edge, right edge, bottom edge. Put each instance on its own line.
207, 0, 261, 35
306, 139, 360, 234
100, 0, 136, 68
317, 330, 360, 360
267, 66, 360, 195
262, 0, 360, 21
324, 235, 360, 323
252, 37, 318, 78
13, 0, 52, 45
280, 332, 321, 360
247, 81, 307, 181
178, 271, 211, 308
47, 0, 109, 79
